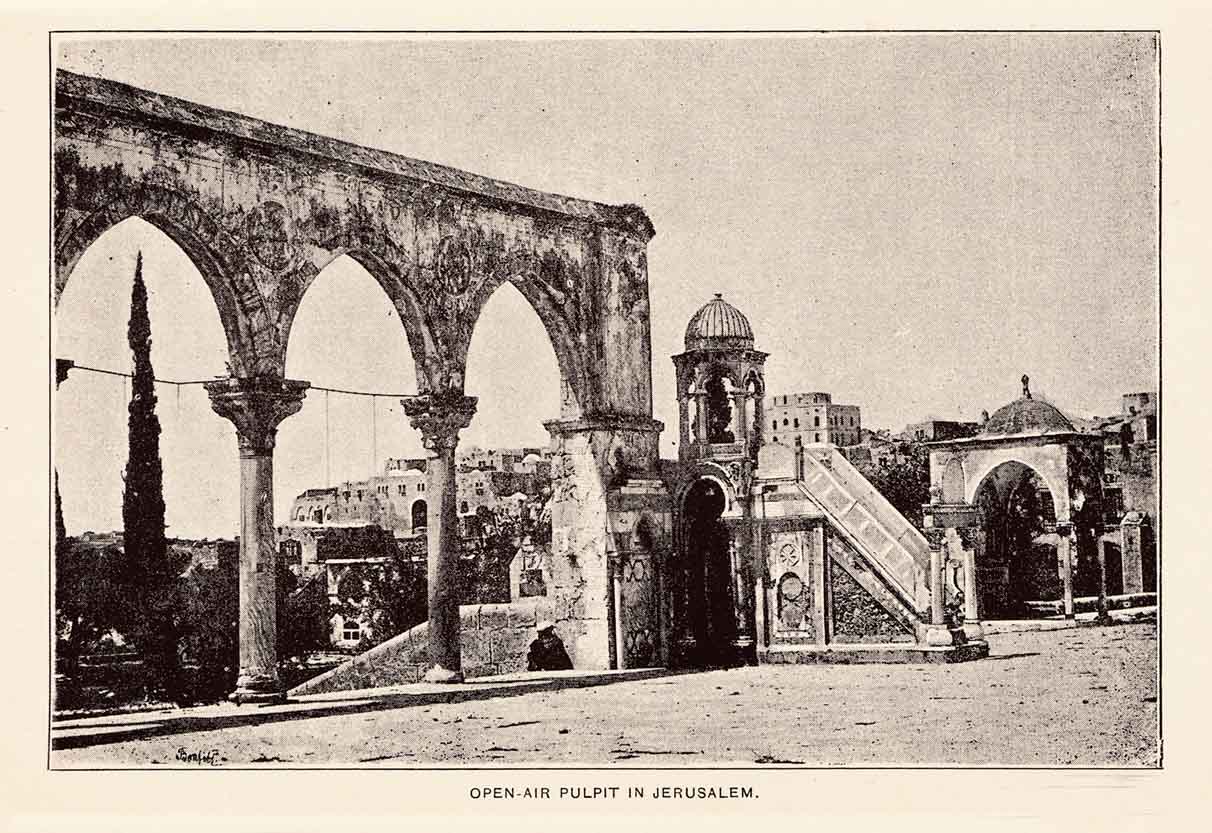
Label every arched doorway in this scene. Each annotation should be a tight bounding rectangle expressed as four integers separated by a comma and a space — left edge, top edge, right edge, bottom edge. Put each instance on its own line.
411, 500, 428, 535
974, 461, 1061, 617
681, 477, 739, 665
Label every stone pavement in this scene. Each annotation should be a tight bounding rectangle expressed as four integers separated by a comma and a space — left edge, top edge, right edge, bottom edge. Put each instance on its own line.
51, 619, 1158, 768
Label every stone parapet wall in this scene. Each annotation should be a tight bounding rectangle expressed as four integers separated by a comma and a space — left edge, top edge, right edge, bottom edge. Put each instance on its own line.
290, 599, 557, 696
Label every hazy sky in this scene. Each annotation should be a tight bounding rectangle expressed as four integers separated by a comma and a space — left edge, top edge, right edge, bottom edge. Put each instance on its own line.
53, 34, 1158, 539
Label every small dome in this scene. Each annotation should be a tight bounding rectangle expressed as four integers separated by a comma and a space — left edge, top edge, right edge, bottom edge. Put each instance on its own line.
684, 293, 754, 351
981, 397, 1075, 437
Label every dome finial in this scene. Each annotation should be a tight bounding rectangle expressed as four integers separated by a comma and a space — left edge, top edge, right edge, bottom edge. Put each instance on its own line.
1021, 374, 1031, 400
713, 292, 723, 299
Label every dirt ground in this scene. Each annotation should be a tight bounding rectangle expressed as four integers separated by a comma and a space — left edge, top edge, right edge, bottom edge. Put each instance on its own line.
53, 620, 1159, 767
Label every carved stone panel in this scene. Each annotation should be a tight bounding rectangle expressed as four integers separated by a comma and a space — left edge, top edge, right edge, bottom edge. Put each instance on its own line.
767, 529, 814, 643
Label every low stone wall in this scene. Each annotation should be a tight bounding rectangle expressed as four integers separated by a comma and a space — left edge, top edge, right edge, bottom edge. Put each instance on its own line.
1021, 592, 1157, 618
290, 599, 552, 696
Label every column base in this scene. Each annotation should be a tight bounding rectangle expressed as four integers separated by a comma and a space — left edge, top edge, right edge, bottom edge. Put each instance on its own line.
228, 672, 286, 705
961, 621, 984, 642
423, 665, 465, 684
925, 626, 955, 647
228, 689, 287, 705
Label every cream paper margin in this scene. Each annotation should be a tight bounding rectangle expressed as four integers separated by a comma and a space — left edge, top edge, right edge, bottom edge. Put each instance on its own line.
0, 3, 1204, 831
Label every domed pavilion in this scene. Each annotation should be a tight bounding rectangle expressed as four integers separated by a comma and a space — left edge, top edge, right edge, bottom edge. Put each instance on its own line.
924, 375, 1107, 623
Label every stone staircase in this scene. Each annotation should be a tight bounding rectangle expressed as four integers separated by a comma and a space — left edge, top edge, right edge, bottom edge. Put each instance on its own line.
796, 446, 933, 616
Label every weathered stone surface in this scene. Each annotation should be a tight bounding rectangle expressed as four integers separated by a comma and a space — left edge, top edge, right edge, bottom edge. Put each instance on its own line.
291, 600, 548, 696
56, 71, 667, 686
55, 69, 656, 406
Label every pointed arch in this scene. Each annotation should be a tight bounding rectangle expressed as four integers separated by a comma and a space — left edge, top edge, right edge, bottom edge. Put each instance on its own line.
462, 271, 587, 419
462, 281, 566, 448
54, 165, 262, 375
280, 247, 438, 394
54, 216, 236, 538
278, 254, 424, 527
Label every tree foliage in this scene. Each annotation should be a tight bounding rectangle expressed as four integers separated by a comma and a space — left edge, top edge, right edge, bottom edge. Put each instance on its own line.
120, 251, 182, 701
857, 442, 931, 528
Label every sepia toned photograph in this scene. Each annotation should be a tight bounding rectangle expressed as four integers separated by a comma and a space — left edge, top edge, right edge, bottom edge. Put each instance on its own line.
49, 32, 1159, 769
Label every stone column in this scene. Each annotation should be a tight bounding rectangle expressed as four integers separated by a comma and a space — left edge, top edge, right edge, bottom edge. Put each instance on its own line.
1096, 537, 1111, 624
1057, 523, 1075, 620
732, 391, 748, 449
694, 391, 708, 446
206, 376, 308, 703
610, 554, 626, 670
677, 396, 691, 452
1120, 517, 1145, 594
961, 547, 983, 641
926, 546, 953, 646
402, 392, 477, 683
811, 524, 828, 646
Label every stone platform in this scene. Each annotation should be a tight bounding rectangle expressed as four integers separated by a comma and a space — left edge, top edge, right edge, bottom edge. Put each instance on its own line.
760, 639, 989, 665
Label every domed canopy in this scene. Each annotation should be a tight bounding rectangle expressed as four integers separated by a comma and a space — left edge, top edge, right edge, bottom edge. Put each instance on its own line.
684, 293, 754, 351
980, 397, 1075, 437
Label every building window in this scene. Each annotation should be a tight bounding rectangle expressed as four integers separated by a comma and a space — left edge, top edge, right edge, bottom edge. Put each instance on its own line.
398, 485, 405, 495
772, 420, 778, 431
815, 433, 821, 442
814, 416, 820, 427
783, 418, 789, 426
342, 619, 362, 642
460, 501, 470, 514
793, 418, 800, 428
475, 484, 485, 497
418, 483, 425, 493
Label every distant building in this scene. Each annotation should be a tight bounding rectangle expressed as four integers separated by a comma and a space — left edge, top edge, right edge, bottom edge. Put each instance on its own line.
281, 450, 555, 648
287, 449, 553, 540
766, 392, 862, 447
1092, 392, 1158, 524
902, 419, 981, 443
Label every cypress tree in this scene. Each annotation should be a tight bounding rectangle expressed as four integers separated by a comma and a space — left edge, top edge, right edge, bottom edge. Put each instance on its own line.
121, 251, 180, 701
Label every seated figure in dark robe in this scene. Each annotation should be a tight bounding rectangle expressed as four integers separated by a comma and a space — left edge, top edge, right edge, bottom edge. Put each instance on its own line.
527, 621, 573, 671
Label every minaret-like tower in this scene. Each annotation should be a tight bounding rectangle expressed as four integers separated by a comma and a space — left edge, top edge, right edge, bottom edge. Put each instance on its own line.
673, 294, 768, 467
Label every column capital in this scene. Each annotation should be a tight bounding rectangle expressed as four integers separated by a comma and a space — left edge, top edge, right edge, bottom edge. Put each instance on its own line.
205, 376, 309, 456
402, 392, 477, 451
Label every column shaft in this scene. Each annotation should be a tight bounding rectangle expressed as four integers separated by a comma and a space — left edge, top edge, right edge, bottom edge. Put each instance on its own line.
612, 557, 626, 670
206, 376, 308, 704
926, 546, 953, 646
426, 441, 461, 677
811, 524, 828, 646
751, 497, 768, 654
1096, 537, 1110, 622
1059, 533, 1075, 620
235, 451, 278, 695
403, 393, 477, 684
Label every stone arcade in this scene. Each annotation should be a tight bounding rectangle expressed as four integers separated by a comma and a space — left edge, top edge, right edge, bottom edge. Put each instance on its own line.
55, 72, 988, 701
54, 70, 668, 700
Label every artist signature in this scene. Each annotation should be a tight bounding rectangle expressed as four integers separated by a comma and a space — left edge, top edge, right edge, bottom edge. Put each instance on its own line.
176, 747, 222, 766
